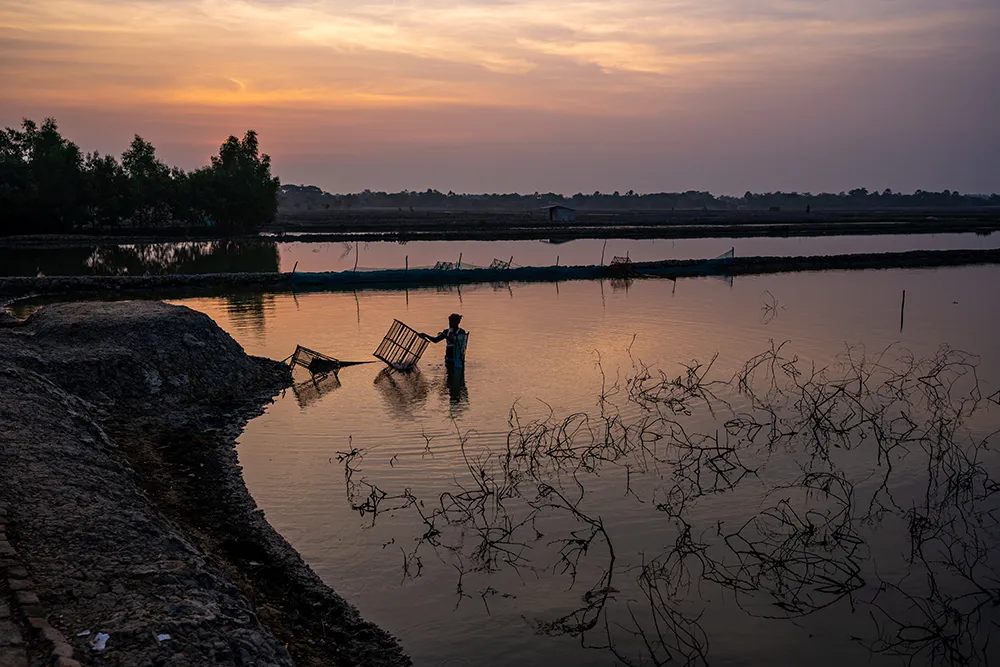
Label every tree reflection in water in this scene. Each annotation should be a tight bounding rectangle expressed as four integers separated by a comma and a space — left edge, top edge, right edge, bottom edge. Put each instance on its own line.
224, 292, 276, 336
0, 239, 280, 277
85, 240, 280, 275
338, 342, 999, 666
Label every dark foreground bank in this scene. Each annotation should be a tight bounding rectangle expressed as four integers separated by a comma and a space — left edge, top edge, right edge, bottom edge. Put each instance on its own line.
0, 302, 409, 666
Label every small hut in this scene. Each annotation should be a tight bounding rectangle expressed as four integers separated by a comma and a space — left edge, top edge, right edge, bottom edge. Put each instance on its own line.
542, 205, 576, 222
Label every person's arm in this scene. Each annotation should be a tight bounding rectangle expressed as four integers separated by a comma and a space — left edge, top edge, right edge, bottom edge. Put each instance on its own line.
421, 330, 446, 343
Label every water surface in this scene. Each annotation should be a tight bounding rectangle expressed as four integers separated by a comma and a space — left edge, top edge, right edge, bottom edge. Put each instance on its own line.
4, 232, 997, 276
173, 266, 1000, 667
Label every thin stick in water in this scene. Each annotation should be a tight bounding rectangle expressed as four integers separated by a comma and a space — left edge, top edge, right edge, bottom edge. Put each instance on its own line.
900, 289, 906, 332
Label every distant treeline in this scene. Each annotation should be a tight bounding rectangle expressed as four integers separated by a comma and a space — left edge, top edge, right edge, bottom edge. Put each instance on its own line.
281, 184, 1000, 213
0, 118, 280, 235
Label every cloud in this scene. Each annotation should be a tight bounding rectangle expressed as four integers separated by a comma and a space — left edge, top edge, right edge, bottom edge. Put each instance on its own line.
1, 0, 997, 192
4, 0, 995, 109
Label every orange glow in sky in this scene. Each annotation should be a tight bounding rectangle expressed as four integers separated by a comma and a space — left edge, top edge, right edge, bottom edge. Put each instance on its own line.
2, 0, 998, 193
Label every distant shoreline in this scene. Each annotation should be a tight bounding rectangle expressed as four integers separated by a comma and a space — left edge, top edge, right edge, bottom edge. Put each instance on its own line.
2, 208, 999, 248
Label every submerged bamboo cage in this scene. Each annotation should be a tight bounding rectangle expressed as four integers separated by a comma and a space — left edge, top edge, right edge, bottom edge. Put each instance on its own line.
289, 345, 342, 378
374, 319, 429, 370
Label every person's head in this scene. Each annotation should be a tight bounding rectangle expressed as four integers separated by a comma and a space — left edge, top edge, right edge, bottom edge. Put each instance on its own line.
449, 313, 462, 328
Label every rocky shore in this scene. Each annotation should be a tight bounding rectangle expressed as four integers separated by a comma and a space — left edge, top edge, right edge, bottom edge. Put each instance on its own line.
0, 302, 409, 666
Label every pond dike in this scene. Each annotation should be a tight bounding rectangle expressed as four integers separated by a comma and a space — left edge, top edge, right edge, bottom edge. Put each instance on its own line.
0, 302, 410, 667
1, 247, 999, 301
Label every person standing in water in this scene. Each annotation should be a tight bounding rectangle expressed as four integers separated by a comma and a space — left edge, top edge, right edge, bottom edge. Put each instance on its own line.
420, 313, 468, 368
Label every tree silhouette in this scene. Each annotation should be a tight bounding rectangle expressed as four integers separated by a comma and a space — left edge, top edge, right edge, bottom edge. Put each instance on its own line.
192, 130, 279, 232
0, 118, 87, 233
0, 119, 281, 235
121, 135, 173, 227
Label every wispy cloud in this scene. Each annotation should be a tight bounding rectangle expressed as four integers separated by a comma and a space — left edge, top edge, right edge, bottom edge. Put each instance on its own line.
3, 0, 994, 111
1, 0, 997, 192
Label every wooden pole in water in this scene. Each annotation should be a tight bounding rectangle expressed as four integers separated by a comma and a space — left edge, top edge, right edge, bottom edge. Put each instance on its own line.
601, 240, 608, 266
405, 255, 408, 273
291, 261, 298, 275
354, 243, 359, 272
458, 252, 463, 269
556, 255, 560, 267
900, 290, 906, 332
508, 255, 513, 269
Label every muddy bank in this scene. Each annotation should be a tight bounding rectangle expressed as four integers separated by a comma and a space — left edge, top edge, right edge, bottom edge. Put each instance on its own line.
1, 247, 998, 302
0, 302, 409, 666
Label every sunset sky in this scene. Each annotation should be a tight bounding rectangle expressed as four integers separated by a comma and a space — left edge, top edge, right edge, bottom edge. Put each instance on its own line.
2, 0, 998, 194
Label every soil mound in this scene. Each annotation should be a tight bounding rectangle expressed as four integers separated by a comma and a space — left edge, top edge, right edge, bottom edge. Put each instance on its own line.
0, 301, 284, 412
0, 301, 410, 667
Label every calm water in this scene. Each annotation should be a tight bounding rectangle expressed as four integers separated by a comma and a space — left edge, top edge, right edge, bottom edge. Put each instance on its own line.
172, 266, 1000, 667
4, 232, 998, 276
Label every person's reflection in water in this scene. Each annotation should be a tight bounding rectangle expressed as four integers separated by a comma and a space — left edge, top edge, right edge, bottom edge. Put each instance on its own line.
419, 313, 471, 415
442, 365, 470, 416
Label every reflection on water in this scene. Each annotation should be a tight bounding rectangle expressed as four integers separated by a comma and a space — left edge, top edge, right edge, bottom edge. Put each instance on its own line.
374, 368, 431, 420
86, 240, 280, 275
224, 293, 276, 336
0, 240, 280, 277
290, 373, 341, 410
488, 281, 514, 297
608, 276, 633, 293
3, 232, 998, 276
341, 343, 999, 667
171, 266, 1000, 667
442, 367, 469, 416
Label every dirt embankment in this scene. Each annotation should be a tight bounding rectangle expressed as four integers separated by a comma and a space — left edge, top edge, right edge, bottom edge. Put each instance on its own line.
0, 302, 409, 667
1, 248, 999, 303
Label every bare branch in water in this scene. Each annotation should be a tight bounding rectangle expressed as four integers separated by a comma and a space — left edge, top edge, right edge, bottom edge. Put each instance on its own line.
334, 341, 999, 667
